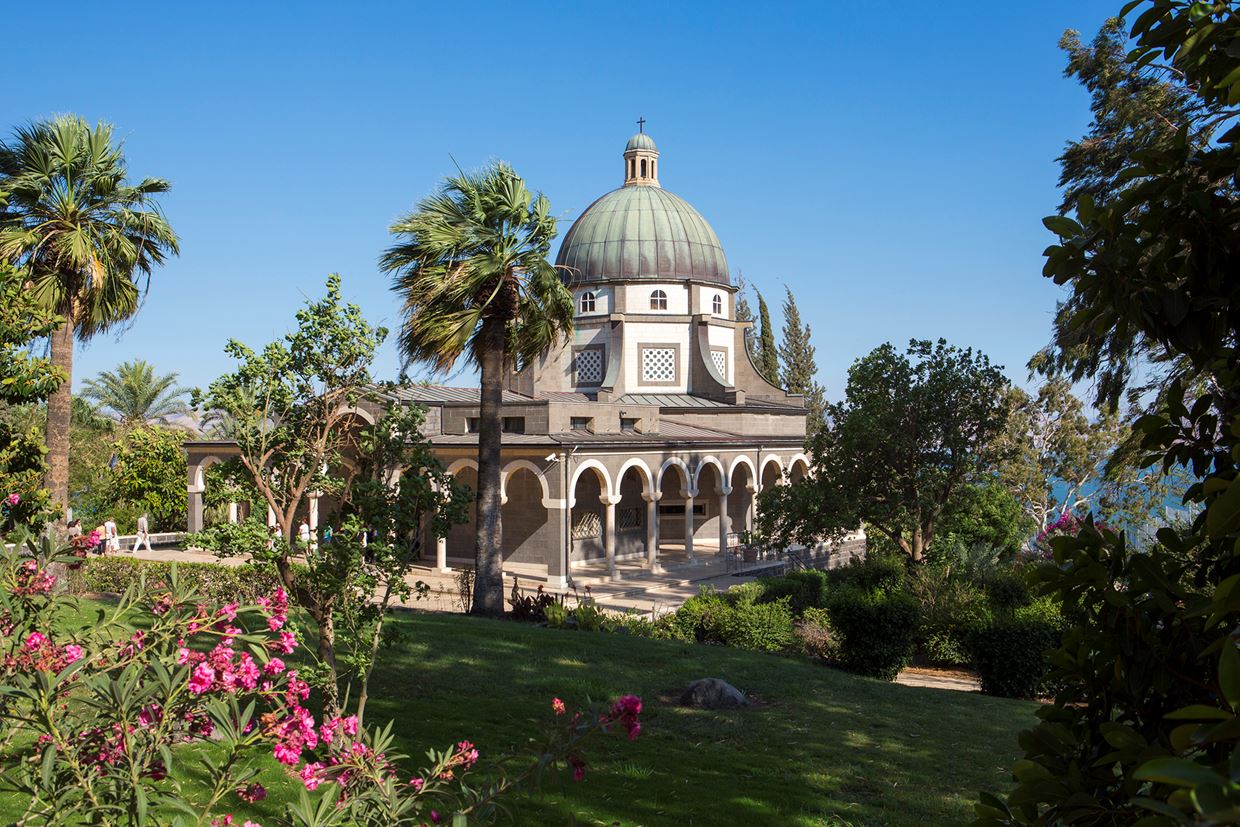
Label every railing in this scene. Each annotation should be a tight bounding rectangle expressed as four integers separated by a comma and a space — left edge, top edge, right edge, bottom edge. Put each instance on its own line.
100, 532, 187, 549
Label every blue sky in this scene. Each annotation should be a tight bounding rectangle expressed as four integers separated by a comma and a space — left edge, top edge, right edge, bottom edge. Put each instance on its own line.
1, 0, 1121, 400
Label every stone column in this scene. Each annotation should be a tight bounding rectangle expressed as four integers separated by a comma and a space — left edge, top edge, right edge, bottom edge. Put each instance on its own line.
228, 502, 239, 524
601, 494, 621, 581
717, 488, 730, 554
746, 483, 757, 533
684, 491, 696, 563
436, 536, 449, 573
187, 486, 204, 533
267, 505, 277, 527
642, 492, 661, 570
308, 494, 319, 530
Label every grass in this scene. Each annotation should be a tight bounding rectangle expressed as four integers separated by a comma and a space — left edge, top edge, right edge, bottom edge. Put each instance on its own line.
13, 602, 1036, 826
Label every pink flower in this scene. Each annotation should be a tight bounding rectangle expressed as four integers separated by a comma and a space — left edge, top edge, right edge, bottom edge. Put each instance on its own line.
218, 602, 238, 621
409, 777, 425, 791
607, 694, 643, 741
188, 663, 216, 695
236, 782, 267, 803
273, 742, 301, 766
552, 697, 566, 716
84, 530, 101, 550
277, 631, 297, 654
62, 644, 84, 664
23, 632, 46, 650
5, 493, 19, 506
341, 715, 358, 736
177, 647, 192, 665
299, 761, 324, 790
264, 657, 285, 675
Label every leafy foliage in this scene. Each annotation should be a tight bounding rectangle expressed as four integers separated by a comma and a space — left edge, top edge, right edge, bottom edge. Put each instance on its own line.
759, 339, 1010, 561
977, 3, 1240, 823
754, 291, 779, 384
969, 610, 1061, 700
0, 262, 64, 528
825, 588, 920, 681
108, 426, 187, 531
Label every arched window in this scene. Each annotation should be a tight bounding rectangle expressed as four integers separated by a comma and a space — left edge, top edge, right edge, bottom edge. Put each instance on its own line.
579, 291, 596, 313
650, 289, 668, 311
712, 294, 723, 315
640, 158, 647, 178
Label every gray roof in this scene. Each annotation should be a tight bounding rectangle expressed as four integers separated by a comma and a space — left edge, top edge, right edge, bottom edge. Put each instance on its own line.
381, 385, 536, 405
614, 393, 802, 411
555, 186, 729, 285
625, 132, 657, 153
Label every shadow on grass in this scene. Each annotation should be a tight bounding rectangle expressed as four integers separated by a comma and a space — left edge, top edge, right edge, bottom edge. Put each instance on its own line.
360, 612, 1033, 827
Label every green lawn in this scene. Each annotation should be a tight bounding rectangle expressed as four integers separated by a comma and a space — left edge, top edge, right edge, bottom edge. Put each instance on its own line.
20, 603, 1035, 826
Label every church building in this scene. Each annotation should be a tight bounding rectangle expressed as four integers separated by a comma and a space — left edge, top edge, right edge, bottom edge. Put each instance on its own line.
185, 129, 816, 586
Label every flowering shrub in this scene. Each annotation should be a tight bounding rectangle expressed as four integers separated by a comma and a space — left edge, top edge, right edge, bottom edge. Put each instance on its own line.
0, 523, 642, 826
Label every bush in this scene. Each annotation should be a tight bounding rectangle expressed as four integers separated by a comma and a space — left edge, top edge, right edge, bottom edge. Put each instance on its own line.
189, 515, 278, 558
795, 606, 840, 661
970, 613, 1060, 699
723, 580, 768, 606
906, 564, 992, 667
751, 569, 829, 615
669, 588, 732, 644
826, 588, 919, 680
826, 554, 905, 595
719, 597, 796, 653
983, 568, 1032, 611
71, 556, 284, 604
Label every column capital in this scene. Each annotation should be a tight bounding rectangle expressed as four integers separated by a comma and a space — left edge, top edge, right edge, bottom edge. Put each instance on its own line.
599, 494, 623, 506
686, 489, 699, 500
719, 486, 732, 497
641, 491, 662, 503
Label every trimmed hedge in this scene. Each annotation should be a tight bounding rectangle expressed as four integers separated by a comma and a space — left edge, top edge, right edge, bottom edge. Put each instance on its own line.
826, 588, 919, 681
970, 606, 1061, 698
70, 556, 283, 605
720, 597, 796, 653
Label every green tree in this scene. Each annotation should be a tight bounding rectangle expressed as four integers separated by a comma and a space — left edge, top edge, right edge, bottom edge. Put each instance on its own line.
758, 339, 1010, 562
733, 271, 757, 362
81, 360, 190, 428
0, 116, 179, 524
997, 378, 1120, 534
778, 286, 827, 434
381, 162, 572, 616
108, 425, 187, 531
0, 261, 64, 528
976, 4, 1240, 822
936, 482, 1033, 558
196, 274, 386, 711
1031, 17, 1219, 411
754, 291, 779, 384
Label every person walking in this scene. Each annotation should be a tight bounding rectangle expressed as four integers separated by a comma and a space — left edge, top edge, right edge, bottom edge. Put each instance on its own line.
131, 513, 152, 553
66, 519, 82, 541
297, 518, 312, 550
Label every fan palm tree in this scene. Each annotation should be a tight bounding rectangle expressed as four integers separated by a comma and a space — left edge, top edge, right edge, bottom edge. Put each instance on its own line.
381, 162, 572, 615
82, 359, 191, 428
0, 116, 179, 523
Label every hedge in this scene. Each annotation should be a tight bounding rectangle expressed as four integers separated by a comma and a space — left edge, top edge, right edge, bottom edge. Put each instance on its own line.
70, 556, 284, 605
826, 588, 919, 681
969, 608, 1061, 698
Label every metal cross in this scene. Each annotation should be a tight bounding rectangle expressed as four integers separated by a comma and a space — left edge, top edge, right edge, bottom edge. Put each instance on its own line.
637, 116, 646, 133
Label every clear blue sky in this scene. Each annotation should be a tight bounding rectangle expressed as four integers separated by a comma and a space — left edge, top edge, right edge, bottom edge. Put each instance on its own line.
2, 0, 1121, 400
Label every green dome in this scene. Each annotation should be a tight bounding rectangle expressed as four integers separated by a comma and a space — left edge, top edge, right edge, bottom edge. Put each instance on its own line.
625, 132, 657, 153
555, 185, 730, 285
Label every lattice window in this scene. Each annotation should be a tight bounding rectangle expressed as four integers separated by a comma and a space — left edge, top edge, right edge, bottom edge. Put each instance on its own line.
711, 349, 727, 378
617, 506, 643, 530
575, 348, 603, 385
571, 511, 601, 540
641, 347, 676, 383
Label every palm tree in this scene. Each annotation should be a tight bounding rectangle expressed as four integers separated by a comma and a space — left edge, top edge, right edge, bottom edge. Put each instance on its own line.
381, 162, 572, 615
82, 359, 191, 427
0, 116, 179, 523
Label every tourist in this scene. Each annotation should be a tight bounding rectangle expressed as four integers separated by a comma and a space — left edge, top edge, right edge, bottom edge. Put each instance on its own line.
131, 513, 152, 553
297, 518, 312, 550
103, 517, 119, 553
267, 524, 279, 552
66, 519, 82, 541
322, 524, 333, 546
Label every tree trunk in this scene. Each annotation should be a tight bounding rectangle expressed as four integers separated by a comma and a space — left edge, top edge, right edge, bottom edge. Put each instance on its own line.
45, 316, 74, 532
472, 316, 506, 616
317, 608, 340, 718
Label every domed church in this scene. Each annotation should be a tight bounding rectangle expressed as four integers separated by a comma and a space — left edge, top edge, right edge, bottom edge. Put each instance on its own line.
185, 129, 820, 585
